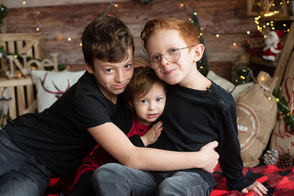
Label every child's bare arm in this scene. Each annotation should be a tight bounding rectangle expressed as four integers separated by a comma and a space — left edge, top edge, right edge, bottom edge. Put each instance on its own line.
140, 121, 163, 146
88, 122, 219, 172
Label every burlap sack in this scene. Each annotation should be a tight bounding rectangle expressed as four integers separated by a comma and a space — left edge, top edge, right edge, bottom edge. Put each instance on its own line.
270, 54, 294, 156
236, 71, 278, 167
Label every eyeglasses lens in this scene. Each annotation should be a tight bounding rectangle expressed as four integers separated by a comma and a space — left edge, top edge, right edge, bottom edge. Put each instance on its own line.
149, 48, 180, 69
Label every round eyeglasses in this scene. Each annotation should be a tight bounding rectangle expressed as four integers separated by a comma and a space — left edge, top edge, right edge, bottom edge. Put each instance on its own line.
148, 45, 195, 69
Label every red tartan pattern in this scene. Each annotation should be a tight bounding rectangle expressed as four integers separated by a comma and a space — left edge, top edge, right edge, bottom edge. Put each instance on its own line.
43, 164, 294, 196
211, 164, 294, 196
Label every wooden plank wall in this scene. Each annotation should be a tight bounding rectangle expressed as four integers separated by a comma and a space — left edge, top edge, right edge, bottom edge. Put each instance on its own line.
4, 0, 257, 80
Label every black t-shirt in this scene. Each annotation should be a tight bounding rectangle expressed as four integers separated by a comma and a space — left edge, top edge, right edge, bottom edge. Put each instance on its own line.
150, 82, 252, 191
111, 106, 145, 147
4, 72, 122, 176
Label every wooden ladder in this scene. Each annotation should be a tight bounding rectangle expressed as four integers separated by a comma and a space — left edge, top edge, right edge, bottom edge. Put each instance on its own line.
274, 21, 294, 86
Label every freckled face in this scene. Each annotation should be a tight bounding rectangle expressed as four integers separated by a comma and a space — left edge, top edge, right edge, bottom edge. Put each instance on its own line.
146, 29, 200, 85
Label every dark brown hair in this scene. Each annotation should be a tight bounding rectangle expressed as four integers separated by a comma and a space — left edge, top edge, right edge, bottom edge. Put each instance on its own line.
82, 15, 134, 67
124, 66, 167, 110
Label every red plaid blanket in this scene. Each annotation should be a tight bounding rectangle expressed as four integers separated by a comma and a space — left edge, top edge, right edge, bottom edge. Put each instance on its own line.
44, 164, 294, 196
211, 165, 294, 196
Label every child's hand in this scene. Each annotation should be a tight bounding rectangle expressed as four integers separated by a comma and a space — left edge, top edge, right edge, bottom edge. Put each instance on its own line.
140, 121, 163, 146
198, 141, 219, 173
241, 181, 268, 196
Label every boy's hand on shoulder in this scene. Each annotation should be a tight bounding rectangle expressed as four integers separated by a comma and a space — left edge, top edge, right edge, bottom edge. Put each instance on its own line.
241, 181, 268, 196
199, 141, 219, 173
141, 121, 163, 146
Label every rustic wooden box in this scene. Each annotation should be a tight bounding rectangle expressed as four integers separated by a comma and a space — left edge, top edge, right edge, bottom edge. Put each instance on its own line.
247, 0, 290, 16
0, 33, 47, 119
0, 33, 47, 60
0, 77, 36, 119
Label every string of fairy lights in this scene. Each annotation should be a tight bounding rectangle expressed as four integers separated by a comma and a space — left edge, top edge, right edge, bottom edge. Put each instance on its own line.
182, 0, 293, 40
253, 0, 292, 36
17, 0, 259, 48
11, 0, 294, 45
181, 0, 290, 45
20, 0, 122, 47
180, 0, 251, 48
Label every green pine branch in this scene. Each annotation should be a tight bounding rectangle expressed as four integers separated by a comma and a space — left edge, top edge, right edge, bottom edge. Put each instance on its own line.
273, 90, 294, 133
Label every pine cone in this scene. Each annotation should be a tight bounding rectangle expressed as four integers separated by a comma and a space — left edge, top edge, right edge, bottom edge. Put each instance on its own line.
277, 152, 293, 169
263, 149, 279, 165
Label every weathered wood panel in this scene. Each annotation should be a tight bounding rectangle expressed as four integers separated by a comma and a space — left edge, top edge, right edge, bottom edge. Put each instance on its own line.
5, 0, 129, 8
5, 0, 256, 77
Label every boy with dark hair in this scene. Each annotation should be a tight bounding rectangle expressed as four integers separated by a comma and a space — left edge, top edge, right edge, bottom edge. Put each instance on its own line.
0, 16, 219, 196
94, 18, 268, 196
70, 65, 166, 196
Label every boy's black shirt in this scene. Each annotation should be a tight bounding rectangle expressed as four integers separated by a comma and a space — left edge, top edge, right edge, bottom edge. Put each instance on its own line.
150, 82, 253, 192
111, 106, 146, 147
4, 72, 122, 176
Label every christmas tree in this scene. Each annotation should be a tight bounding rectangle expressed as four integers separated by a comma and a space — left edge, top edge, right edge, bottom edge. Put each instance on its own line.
190, 10, 209, 76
